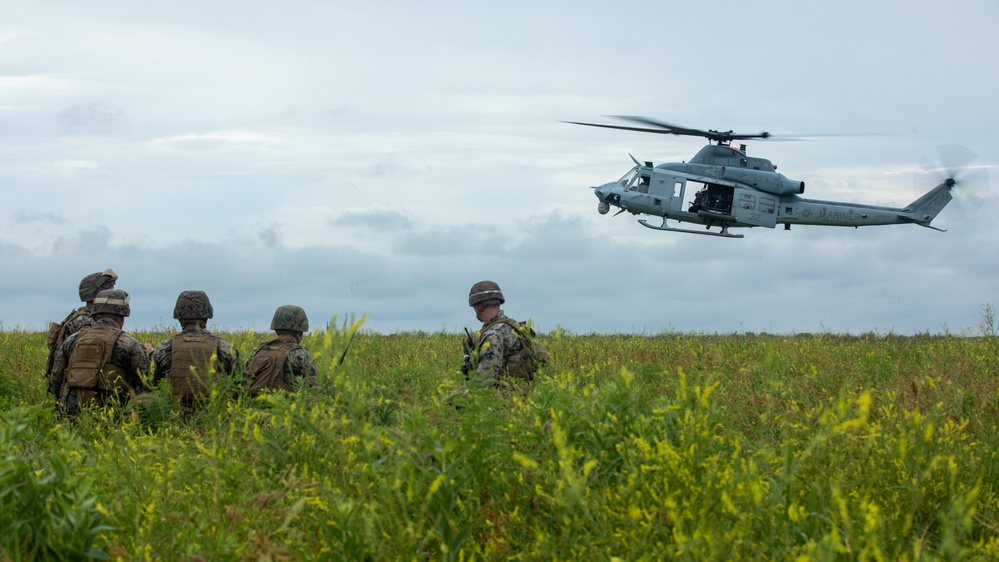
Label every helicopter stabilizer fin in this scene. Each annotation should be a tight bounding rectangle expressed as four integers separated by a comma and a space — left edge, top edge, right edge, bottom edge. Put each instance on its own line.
901, 181, 953, 226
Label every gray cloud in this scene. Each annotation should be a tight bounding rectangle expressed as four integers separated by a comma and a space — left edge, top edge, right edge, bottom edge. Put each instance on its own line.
11, 210, 68, 225
368, 157, 422, 178
58, 102, 127, 132
51, 226, 114, 253
258, 224, 281, 248
2, 1, 998, 337
328, 209, 413, 231
2, 211, 995, 337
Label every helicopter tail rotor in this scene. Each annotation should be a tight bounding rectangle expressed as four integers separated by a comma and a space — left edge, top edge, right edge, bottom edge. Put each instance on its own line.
914, 144, 990, 221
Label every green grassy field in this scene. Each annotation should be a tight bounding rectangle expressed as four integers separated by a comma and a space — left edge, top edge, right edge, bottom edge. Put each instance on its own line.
1, 313, 998, 561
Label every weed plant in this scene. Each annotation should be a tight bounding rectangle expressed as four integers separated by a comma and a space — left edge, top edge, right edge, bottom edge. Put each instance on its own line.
0, 314, 997, 560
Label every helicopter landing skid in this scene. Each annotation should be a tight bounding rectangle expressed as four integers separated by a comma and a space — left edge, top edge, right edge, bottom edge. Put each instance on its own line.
638, 219, 745, 238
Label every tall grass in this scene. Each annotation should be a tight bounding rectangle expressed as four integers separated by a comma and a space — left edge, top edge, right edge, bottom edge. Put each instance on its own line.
1, 317, 997, 560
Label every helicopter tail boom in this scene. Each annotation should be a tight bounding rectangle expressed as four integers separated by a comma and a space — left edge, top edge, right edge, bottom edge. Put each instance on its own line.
900, 181, 953, 226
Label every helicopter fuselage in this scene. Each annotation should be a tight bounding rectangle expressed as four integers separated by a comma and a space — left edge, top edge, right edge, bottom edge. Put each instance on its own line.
593, 144, 952, 238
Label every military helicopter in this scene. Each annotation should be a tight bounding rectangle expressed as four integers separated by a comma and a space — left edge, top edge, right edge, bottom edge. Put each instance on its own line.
567, 116, 982, 239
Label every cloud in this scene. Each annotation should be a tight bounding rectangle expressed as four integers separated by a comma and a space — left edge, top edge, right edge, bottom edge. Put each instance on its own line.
258, 224, 281, 248
51, 226, 114, 254
2, 0, 998, 339
1, 210, 996, 337
58, 102, 127, 132
26, 160, 101, 179
11, 210, 68, 225
328, 209, 413, 231
368, 157, 423, 178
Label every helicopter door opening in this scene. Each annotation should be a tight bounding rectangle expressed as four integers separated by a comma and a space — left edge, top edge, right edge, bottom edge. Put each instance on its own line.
684, 182, 734, 215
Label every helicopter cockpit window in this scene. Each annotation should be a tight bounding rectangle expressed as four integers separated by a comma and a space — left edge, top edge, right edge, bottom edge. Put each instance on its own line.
618, 167, 639, 188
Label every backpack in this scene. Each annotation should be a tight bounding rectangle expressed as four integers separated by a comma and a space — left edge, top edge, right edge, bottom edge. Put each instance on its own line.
45, 307, 90, 379
64, 327, 123, 390
479, 318, 550, 381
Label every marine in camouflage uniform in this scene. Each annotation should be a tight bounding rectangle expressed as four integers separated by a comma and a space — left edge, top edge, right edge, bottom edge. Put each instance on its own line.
48, 289, 150, 415
466, 280, 548, 387
151, 291, 240, 411
44, 269, 118, 380
245, 305, 319, 396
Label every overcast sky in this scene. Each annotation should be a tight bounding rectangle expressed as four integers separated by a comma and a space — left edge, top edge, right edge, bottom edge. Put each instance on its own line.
2, 0, 997, 335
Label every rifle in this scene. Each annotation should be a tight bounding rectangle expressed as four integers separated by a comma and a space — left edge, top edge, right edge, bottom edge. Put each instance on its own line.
337, 328, 358, 367
461, 328, 475, 379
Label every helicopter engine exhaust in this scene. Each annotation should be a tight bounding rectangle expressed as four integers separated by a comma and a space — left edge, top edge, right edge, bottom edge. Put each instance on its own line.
721, 167, 805, 195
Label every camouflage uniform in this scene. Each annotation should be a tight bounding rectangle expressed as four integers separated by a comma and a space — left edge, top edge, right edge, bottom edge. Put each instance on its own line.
245, 305, 319, 395
48, 318, 150, 413
44, 269, 118, 381
465, 280, 549, 388
473, 310, 527, 386
59, 307, 96, 339
151, 291, 241, 409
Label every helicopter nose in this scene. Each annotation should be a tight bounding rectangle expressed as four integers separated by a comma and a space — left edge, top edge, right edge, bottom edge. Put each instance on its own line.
594, 182, 616, 201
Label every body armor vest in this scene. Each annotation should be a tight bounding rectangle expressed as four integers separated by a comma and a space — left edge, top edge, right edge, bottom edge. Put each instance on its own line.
64, 327, 127, 391
477, 317, 549, 381
168, 333, 221, 400
245, 340, 299, 395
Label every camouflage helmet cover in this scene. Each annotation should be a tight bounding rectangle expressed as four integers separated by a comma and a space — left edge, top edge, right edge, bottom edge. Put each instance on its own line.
91, 289, 131, 317
79, 268, 118, 302
173, 290, 214, 321
270, 305, 309, 332
469, 280, 505, 307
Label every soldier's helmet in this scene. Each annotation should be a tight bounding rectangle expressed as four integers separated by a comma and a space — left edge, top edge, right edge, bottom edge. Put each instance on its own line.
79, 268, 118, 302
468, 280, 505, 307
270, 305, 309, 332
173, 290, 214, 321
91, 289, 131, 317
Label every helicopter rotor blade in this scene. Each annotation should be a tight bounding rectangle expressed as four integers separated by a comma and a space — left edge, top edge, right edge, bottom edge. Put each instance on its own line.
564, 116, 874, 144
608, 115, 771, 142
610, 116, 717, 138
914, 144, 990, 221
562, 120, 686, 136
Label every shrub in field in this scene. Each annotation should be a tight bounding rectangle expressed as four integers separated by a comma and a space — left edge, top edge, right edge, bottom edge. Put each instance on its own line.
1, 321, 999, 559
0, 330, 48, 410
0, 405, 112, 560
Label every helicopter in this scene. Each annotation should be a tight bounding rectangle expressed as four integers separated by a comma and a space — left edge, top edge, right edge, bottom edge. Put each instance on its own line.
567, 116, 977, 239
